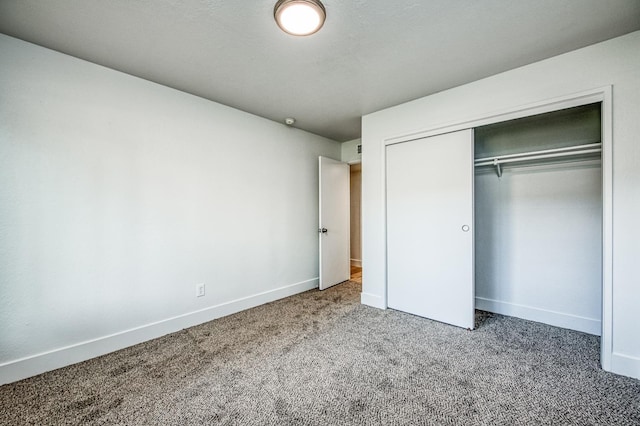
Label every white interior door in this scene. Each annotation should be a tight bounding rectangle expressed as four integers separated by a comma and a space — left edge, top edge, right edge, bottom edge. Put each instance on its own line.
386, 129, 475, 329
319, 156, 350, 290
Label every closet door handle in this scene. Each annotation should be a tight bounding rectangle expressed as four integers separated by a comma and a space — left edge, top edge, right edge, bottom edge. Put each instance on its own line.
461, 225, 470, 232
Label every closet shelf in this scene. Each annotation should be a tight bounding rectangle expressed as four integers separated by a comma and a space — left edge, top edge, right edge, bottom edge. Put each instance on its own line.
474, 142, 601, 177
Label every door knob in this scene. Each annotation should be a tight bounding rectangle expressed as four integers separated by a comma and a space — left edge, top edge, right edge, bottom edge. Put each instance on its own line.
461, 225, 470, 232
318, 228, 328, 233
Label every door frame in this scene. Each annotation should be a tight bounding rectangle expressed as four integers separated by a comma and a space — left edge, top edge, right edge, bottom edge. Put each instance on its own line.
381, 86, 613, 371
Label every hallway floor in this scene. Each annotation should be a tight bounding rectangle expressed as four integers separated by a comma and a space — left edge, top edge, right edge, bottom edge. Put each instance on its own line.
350, 265, 362, 284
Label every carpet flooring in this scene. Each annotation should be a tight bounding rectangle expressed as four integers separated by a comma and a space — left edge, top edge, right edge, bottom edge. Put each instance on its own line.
1, 280, 639, 425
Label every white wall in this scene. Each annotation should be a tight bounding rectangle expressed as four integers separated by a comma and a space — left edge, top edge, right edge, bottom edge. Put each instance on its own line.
0, 34, 340, 384
341, 138, 362, 164
361, 31, 640, 379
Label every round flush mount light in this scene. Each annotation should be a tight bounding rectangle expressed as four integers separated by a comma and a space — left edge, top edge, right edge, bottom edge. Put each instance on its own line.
274, 0, 326, 36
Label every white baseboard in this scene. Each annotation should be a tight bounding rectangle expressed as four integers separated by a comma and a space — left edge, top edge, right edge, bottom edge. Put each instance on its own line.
476, 297, 601, 336
0, 278, 319, 385
361, 292, 385, 309
350, 259, 362, 267
610, 352, 640, 380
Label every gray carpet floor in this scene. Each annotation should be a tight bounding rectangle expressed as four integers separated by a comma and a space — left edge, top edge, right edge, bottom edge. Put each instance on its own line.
1, 280, 639, 425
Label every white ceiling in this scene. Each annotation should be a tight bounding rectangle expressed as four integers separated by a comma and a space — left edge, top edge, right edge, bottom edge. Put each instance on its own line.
1, 1, 639, 142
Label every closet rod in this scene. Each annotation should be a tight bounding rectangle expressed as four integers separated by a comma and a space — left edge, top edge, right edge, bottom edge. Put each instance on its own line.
474, 142, 601, 164
474, 147, 601, 167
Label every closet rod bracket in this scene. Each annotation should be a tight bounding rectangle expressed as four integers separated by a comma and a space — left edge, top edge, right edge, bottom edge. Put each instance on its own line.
493, 158, 502, 178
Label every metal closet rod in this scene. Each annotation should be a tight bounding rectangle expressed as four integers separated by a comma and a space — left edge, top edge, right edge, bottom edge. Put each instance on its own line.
474, 142, 601, 167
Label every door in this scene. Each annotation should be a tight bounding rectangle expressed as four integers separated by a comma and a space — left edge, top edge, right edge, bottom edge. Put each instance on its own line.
386, 129, 475, 329
319, 156, 350, 290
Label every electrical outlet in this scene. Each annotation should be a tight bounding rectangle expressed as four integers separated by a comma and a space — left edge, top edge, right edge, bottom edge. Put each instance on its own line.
196, 283, 205, 297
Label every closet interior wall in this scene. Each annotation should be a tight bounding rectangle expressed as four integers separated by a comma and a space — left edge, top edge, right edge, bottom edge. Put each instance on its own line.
474, 104, 603, 335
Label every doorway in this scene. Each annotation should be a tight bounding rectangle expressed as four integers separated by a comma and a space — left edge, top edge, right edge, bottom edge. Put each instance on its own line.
350, 163, 362, 284
474, 103, 602, 335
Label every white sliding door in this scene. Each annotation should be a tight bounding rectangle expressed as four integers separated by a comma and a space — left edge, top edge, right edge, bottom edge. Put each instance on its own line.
386, 129, 475, 329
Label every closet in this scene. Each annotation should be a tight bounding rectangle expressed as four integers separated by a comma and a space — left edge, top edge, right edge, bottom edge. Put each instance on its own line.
386, 103, 602, 335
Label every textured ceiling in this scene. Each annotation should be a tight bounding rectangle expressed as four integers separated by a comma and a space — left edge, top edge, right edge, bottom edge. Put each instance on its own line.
1, 1, 639, 141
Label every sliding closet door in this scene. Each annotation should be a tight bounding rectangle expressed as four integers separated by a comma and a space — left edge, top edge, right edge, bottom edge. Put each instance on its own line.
386, 129, 475, 329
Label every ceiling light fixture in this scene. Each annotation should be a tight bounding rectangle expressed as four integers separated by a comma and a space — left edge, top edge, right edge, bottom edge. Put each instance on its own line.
274, 0, 326, 36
